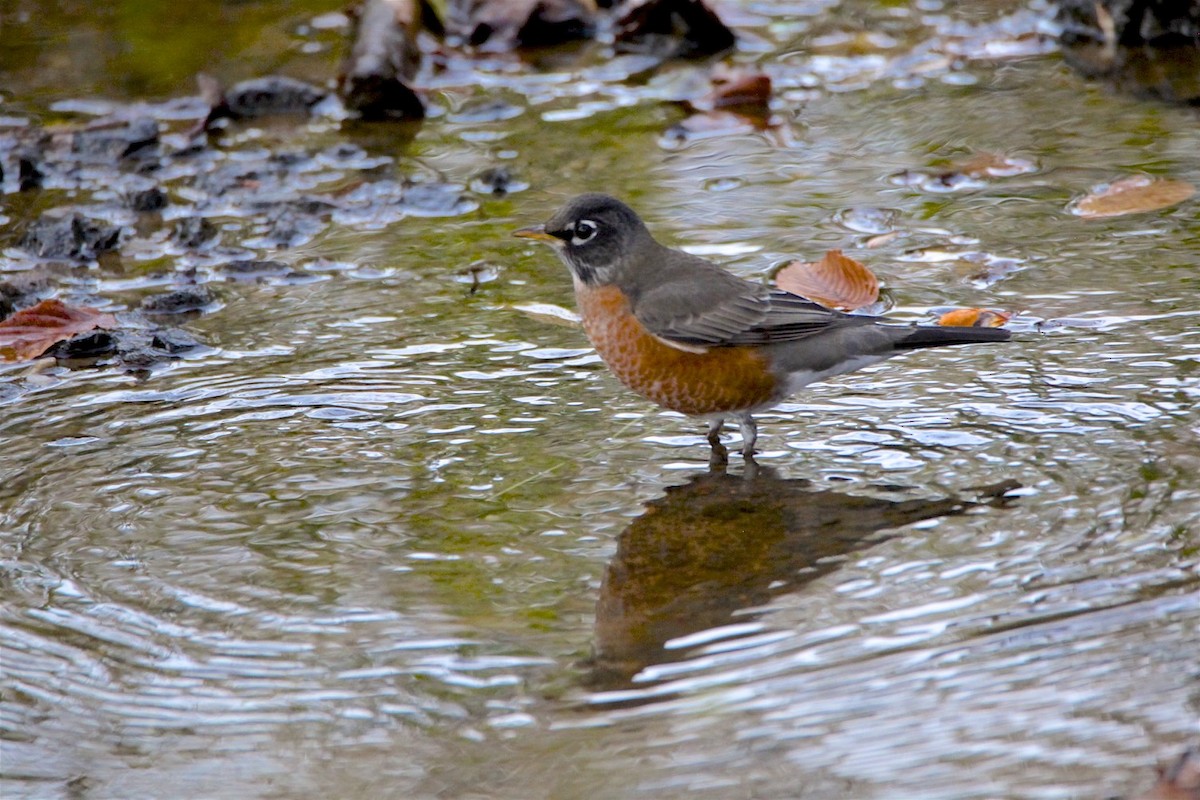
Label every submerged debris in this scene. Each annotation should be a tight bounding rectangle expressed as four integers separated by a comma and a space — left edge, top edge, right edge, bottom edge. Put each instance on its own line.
0, 299, 117, 362
129, 186, 169, 213
140, 286, 219, 315
17, 214, 123, 262
447, 0, 597, 50
614, 0, 736, 59
172, 217, 219, 250
1056, 0, 1200, 103
1132, 747, 1200, 800
340, 0, 426, 120
0, 273, 52, 319
199, 74, 329, 130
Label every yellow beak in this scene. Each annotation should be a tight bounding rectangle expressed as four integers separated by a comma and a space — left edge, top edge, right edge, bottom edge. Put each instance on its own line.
513, 225, 559, 243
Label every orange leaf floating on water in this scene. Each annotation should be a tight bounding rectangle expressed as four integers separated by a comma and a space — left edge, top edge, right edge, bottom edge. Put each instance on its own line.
1074, 175, 1195, 219
937, 308, 1011, 328
952, 151, 1038, 179
699, 66, 772, 112
0, 299, 117, 361
774, 249, 879, 311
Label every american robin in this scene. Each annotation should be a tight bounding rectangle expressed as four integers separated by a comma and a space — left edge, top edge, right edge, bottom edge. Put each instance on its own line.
514, 193, 1010, 460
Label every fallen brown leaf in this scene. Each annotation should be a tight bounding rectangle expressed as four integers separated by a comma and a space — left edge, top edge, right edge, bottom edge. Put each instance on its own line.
1133, 747, 1200, 800
952, 151, 1038, 179
774, 250, 880, 311
1074, 175, 1195, 219
0, 299, 118, 361
937, 308, 1011, 328
698, 65, 771, 112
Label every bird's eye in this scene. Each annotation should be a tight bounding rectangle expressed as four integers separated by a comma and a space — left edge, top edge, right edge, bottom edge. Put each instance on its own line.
571, 219, 598, 245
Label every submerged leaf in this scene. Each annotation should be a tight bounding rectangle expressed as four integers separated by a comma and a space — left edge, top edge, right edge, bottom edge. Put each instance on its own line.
774, 250, 880, 311
937, 308, 1011, 328
0, 299, 118, 361
695, 65, 772, 112
1073, 175, 1195, 218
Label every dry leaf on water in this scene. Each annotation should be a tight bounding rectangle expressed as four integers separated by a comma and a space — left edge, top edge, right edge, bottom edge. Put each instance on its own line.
0, 299, 117, 361
1132, 747, 1199, 800
952, 152, 1037, 179
1074, 175, 1195, 219
937, 308, 1011, 328
774, 250, 879, 311
694, 66, 772, 112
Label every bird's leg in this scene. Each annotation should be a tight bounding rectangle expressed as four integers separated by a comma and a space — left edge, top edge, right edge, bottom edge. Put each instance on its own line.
706, 417, 728, 468
737, 415, 758, 458
706, 417, 725, 447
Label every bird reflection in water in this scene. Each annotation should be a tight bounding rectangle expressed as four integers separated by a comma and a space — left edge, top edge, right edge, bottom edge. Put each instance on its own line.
587, 464, 1017, 691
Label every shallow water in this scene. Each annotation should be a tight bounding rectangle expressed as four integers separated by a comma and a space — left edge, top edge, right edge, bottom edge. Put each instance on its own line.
2, 1, 1199, 798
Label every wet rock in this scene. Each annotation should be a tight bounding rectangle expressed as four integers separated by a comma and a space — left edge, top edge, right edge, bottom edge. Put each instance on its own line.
129, 187, 168, 213
45, 325, 203, 368
18, 154, 43, 191
469, 166, 528, 196
70, 118, 160, 162
1056, 0, 1200, 103
447, 99, 523, 123
0, 273, 52, 318
173, 217, 219, 249
1061, 41, 1200, 104
401, 181, 477, 216
18, 214, 122, 261
218, 260, 293, 281
201, 75, 329, 129
614, 0, 736, 59
339, 0, 426, 120
447, 0, 596, 51
140, 286, 218, 315
1056, 0, 1200, 47
46, 330, 118, 360
150, 327, 202, 354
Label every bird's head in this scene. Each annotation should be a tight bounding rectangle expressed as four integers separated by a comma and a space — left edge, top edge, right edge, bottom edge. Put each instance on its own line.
514, 193, 654, 286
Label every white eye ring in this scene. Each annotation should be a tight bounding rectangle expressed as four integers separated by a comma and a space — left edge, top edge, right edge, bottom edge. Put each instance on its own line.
571, 219, 598, 245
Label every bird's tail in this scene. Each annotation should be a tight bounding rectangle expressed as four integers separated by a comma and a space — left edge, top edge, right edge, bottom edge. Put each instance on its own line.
893, 325, 1012, 351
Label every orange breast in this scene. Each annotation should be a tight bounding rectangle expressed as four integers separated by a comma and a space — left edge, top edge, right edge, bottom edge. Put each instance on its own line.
575, 283, 779, 416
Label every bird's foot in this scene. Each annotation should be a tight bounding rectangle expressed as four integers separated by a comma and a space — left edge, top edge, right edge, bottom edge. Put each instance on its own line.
706, 418, 728, 470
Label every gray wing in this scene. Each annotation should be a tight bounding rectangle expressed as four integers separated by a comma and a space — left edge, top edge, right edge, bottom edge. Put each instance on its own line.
633, 268, 870, 348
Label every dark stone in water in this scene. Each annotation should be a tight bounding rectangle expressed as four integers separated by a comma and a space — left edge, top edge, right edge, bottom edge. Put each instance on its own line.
0, 273, 51, 318
129, 187, 168, 213
471, 166, 519, 196
214, 76, 329, 120
173, 217, 219, 249
150, 327, 202, 354
614, 0, 736, 59
448, 0, 596, 51
218, 260, 292, 281
47, 330, 118, 360
339, 0, 425, 120
141, 286, 217, 314
18, 154, 43, 191
47, 326, 203, 368
71, 118, 160, 162
18, 214, 122, 261
1056, 0, 1200, 47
